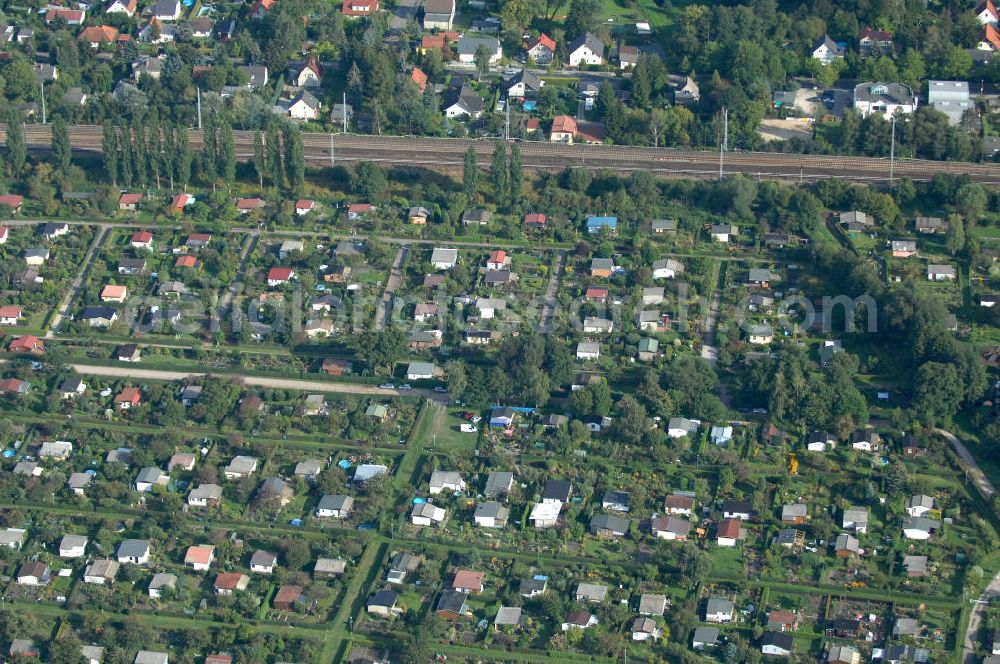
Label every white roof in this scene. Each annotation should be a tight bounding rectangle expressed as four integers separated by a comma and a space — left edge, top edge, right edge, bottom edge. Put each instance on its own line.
530, 501, 562, 520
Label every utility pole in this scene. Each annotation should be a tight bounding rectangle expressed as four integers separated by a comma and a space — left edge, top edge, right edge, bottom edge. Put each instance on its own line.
196, 87, 202, 130
505, 101, 510, 141
718, 107, 728, 181
40, 82, 45, 125
889, 114, 896, 186
342, 92, 348, 133
329, 132, 335, 168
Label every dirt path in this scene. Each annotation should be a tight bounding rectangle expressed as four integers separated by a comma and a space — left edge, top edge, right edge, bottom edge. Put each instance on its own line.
69, 363, 449, 403
936, 428, 997, 499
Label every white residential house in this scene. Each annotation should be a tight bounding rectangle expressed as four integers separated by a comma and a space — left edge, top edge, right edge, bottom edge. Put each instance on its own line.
576, 342, 600, 360
842, 506, 869, 534
567, 33, 604, 66
906, 494, 934, 517
429, 470, 466, 495
667, 417, 700, 439
59, 535, 88, 558
652, 258, 683, 279
853, 82, 917, 118
529, 501, 561, 528
473, 501, 509, 528
431, 247, 458, 270
812, 35, 844, 65
705, 597, 735, 623
411, 502, 446, 526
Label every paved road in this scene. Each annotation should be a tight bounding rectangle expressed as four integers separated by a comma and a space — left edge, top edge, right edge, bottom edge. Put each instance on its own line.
936, 428, 997, 499
375, 245, 408, 331
46, 224, 109, 338
964, 571, 1000, 664
69, 363, 449, 403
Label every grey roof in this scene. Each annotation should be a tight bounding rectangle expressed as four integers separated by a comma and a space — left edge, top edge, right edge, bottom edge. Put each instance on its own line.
318, 494, 354, 512
706, 597, 734, 614
436, 589, 468, 614
315, 557, 347, 574
117, 539, 150, 558
291, 89, 320, 110
693, 626, 720, 646
894, 617, 919, 636
638, 593, 667, 615
474, 501, 508, 520
568, 32, 604, 55
542, 479, 571, 501
854, 81, 915, 105
445, 84, 483, 115
494, 606, 523, 626
251, 549, 277, 566
456, 35, 500, 57
814, 34, 844, 57
591, 257, 615, 271
149, 572, 177, 590
575, 582, 608, 601
484, 471, 514, 496
135, 652, 168, 664
504, 69, 542, 92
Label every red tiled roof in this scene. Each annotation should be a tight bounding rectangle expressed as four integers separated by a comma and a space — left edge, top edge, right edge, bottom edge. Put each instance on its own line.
410, 67, 428, 91
9, 335, 42, 352
718, 518, 741, 539
985, 24, 1000, 49
0, 194, 23, 208
79, 25, 119, 43
551, 115, 577, 135
860, 27, 893, 41
131, 230, 152, 243
524, 213, 546, 225
116, 387, 141, 404
0, 305, 22, 319
341, 0, 378, 16
296, 199, 315, 210
529, 33, 556, 52
236, 197, 264, 210
268, 267, 294, 281
120, 193, 142, 205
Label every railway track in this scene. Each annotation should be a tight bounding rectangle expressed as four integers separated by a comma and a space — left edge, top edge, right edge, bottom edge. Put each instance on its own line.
6, 124, 999, 185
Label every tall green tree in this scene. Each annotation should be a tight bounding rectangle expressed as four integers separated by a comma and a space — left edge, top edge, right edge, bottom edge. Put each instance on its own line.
102, 120, 118, 186
266, 122, 285, 189
946, 214, 965, 256
5, 110, 25, 177
132, 125, 148, 188
118, 124, 134, 188
219, 120, 236, 187
490, 141, 508, 207
252, 129, 266, 188
201, 113, 217, 188
463, 146, 478, 199
50, 116, 71, 174
508, 143, 522, 205
284, 123, 305, 192
175, 125, 192, 189
147, 116, 162, 189
162, 121, 176, 189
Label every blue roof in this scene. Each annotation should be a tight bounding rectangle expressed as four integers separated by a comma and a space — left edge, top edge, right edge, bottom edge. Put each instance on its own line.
586, 216, 618, 229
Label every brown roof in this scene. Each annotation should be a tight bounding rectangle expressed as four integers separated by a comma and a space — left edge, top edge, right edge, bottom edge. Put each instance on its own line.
717, 518, 741, 539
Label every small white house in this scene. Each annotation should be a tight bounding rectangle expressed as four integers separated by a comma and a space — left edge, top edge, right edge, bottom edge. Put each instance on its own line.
576, 342, 600, 360
411, 503, 446, 526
